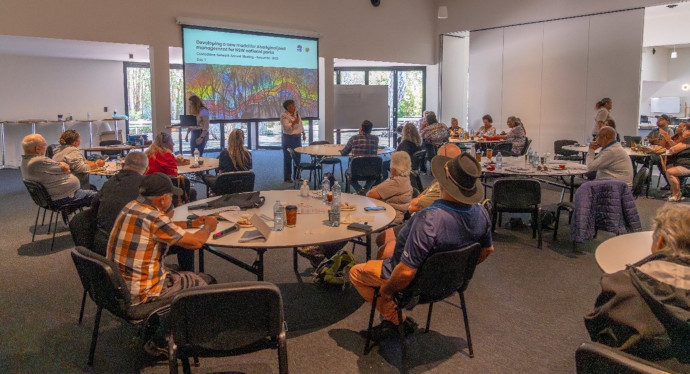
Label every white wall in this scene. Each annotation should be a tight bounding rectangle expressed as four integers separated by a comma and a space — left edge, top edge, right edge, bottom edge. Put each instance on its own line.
440, 35, 469, 128
640, 48, 690, 117
468, 9, 644, 154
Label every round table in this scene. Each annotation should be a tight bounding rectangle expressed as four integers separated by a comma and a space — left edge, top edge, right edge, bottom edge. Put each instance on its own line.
595, 231, 653, 274
173, 190, 396, 280
562, 144, 649, 158
90, 156, 218, 177
295, 144, 395, 157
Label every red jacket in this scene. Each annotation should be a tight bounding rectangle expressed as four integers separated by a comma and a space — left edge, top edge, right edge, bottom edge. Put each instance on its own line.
146, 151, 178, 176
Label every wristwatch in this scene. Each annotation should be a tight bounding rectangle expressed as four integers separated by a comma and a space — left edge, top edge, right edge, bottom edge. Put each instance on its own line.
187, 218, 194, 228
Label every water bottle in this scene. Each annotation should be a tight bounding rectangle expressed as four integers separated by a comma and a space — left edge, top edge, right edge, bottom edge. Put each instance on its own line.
300, 179, 310, 197
331, 181, 341, 227
115, 155, 122, 170
533, 152, 540, 168
496, 152, 503, 170
273, 200, 284, 231
526, 150, 532, 166
193, 149, 200, 166
321, 176, 330, 203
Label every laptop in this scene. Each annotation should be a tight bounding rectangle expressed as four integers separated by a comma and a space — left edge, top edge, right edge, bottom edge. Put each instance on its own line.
178, 114, 197, 126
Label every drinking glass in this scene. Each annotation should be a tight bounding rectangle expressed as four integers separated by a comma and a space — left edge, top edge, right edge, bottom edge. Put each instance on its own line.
486, 148, 493, 161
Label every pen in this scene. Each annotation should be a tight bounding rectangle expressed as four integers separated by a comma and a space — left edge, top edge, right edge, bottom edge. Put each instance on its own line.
213, 224, 238, 239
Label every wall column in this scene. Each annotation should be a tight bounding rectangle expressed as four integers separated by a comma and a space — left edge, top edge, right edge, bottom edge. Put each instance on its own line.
149, 43, 171, 137
323, 56, 335, 143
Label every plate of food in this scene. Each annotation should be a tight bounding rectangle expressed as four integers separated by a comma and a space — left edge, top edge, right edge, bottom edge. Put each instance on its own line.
340, 202, 357, 211
235, 215, 254, 228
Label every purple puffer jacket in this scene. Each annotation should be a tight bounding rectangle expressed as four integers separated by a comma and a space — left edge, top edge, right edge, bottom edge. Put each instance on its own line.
571, 180, 641, 243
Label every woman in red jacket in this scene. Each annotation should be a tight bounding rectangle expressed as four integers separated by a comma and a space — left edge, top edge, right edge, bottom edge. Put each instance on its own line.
145, 132, 179, 176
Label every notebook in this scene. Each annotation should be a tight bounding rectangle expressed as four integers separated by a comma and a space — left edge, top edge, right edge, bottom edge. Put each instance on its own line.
178, 114, 197, 126
238, 214, 272, 242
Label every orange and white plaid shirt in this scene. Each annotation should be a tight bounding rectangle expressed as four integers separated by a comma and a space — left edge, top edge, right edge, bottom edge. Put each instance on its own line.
106, 197, 187, 305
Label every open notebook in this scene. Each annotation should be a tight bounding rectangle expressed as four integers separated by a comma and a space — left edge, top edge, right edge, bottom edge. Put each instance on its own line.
238, 214, 272, 242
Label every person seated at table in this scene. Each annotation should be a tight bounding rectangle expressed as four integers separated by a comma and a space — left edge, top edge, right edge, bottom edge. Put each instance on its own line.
664, 126, 690, 202
448, 117, 463, 137
203, 128, 252, 190
52, 129, 105, 189
584, 204, 690, 370
647, 114, 675, 147
146, 132, 197, 202
367, 152, 413, 224
106, 172, 218, 356
418, 110, 431, 131
21, 134, 97, 217
497, 116, 526, 156
92, 151, 149, 254
660, 121, 688, 148
585, 126, 633, 186
396, 122, 421, 160
349, 153, 494, 342
340, 120, 379, 157
420, 111, 449, 149
474, 114, 496, 137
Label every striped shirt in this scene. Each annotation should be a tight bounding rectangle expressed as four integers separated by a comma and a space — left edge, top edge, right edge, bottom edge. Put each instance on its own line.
106, 197, 187, 305
340, 134, 379, 156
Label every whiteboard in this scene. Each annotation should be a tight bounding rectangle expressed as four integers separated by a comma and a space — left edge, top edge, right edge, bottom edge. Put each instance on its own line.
334, 85, 389, 130
650, 97, 681, 114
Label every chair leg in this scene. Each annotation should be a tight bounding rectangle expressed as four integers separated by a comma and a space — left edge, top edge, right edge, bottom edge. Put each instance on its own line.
553, 209, 560, 241
50, 210, 59, 251
181, 356, 192, 374
292, 247, 299, 274
364, 288, 380, 355
425, 303, 434, 333
277, 331, 288, 374
78, 289, 87, 324
537, 208, 543, 249
459, 292, 474, 358
31, 206, 40, 242
41, 207, 47, 226
47, 211, 54, 234
87, 306, 103, 366
397, 306, 407, 367
491, 210, 497, 232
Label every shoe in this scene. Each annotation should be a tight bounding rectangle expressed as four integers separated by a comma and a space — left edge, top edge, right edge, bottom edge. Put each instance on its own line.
667, 195, 686, 202
402, 316, 418, 336
143, 339, 168, 358
297, 246, 326, 268
284, 179, 294, 183
361, 320, 398, 342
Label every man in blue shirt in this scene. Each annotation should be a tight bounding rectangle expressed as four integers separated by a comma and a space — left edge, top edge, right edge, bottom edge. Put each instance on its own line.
350, 153, 494, 341
341, 120, 380, 193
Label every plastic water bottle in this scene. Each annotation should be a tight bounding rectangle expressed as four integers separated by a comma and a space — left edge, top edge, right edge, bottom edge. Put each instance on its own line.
321, 176, 330, 203
331, 181, 341, 227
273, 200, 284, 231
533, 152, 540, 168
115, 155, 122, 170
300, 179, 310, 197
193, 149, 200, 166
526, 150, 532, 166
496, 152, 503, 170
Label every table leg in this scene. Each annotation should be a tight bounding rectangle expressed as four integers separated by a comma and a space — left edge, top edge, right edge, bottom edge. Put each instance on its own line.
366, 233, 372, 261
569, 175, 575, 202
177, 128, 183, 155
88, 121, 93, 147
113, 120, 119, 141
199, 245, 206, 273
255, 251, 265, 281
293, 247, 299, 274
0, 122, 5, 169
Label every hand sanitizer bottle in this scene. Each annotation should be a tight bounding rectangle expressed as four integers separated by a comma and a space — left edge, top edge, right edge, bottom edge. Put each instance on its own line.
300, 179, 310, 197
273, 200, 284, 231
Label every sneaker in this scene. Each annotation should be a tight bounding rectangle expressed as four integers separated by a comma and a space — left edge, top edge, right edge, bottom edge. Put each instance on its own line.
667, 195, 686, 202
361, 320, 398, 342
143, 339, 168, 358
297, 246, 326, 268
402, 316, 418, 336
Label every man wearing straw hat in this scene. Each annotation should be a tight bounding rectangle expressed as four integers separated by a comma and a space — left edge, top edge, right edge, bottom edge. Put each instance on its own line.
350, 153, 494, 341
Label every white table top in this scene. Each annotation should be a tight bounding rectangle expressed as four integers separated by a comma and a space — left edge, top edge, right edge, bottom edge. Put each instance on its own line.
448, 137, 506, 144
482, 156, 588, 176
81, 144, 148, 152
172, 190, 396, 249
295, 144, 395, 157
595, 231, 653, 274
562, 144, 649, 157
90, 156, 218, 176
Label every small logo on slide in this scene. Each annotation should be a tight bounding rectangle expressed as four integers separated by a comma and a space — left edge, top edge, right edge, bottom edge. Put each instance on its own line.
305, 47, 310, 53
297, 45, 302, 52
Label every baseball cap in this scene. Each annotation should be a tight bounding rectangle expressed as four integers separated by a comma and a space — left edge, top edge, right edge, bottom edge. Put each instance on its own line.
139, 172, 182, 197
657, 114, 671, 122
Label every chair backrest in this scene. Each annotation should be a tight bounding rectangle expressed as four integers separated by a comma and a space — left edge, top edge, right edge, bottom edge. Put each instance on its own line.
575, 342, 670, 374
554, 140, 579, 156
214, 171, 256, 195
170, 281, 284, 352
624, 136, 642, 146
631, 167, 650, 198
397, 243, 482, 307
350, 156, 383, 179
411, 150, 427, 171
45, 144, 58, 159
519, 138, 532, 156
287, 148, 302, 167
492, 178, 541, 208
494, 142, 513, 156
310, 140, 330, 145
69, 208, 98, 250
409, 171, 423, 193
70, 246, 131, 320
171, 175, 192, 206
23, 179, 53, 209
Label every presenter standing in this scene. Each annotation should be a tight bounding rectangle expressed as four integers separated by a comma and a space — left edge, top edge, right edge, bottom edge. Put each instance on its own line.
185, 95, 210, 156
280, 99, 305, 183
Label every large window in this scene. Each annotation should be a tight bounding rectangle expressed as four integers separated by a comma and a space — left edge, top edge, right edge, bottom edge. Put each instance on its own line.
334, 67, 425, 146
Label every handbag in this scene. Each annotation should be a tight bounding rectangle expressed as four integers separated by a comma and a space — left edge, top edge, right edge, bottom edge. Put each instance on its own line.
206, 191, 265, 210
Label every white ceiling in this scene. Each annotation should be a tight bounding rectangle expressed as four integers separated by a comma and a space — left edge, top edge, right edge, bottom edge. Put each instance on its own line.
0, 34, 183, 64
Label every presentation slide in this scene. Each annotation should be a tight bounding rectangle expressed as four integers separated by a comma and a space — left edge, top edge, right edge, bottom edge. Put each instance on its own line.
182, 26, 319, 121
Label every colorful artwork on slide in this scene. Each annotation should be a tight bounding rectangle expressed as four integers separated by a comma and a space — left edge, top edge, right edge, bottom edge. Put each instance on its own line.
185, 63, 318, 120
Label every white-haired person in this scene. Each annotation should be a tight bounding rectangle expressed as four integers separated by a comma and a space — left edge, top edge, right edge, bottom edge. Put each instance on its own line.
367, 151, 413, 225
585, 204, 690, 368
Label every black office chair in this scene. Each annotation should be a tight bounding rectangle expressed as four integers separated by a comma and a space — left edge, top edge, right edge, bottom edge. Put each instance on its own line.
211, 171, 255, 195
554, 140, 582, 161
99, 140, 124, 159
632, 167, 650, 199
23, 180, 83, 251
519, 138, 532, 156
288, 147, 322, 187
45, 143, 58, 159
70, 246, 170, 366
345, 156, 383, 193
640, 115, 650, 124
167, 282, 288, 374
493, 142, 513, 157
491, 178, 542, 248
624, 136, 642, 146
409, 171, 424, 196
310, 140, 343, 181
171, 175, 195, 206
411, 149, 427, 174
69, 209, 99, 324
364, 243, 482, 363
575, 342, 672, 374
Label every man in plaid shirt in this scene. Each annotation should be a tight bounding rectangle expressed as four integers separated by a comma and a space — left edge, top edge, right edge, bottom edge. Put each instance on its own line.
341, 120, 380, 193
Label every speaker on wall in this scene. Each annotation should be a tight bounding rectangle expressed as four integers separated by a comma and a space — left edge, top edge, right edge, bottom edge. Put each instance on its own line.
371, 0, 380, 7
